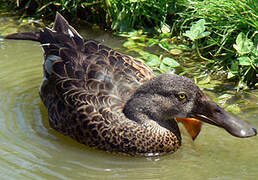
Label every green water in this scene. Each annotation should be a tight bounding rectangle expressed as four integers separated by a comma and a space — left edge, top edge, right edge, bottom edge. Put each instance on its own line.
0, 19, 258, 180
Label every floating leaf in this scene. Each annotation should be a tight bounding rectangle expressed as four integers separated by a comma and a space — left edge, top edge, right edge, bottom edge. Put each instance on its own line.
170, 49, 183, 55
198, 76, 211, 85
123, 40, 137, 48
162, 57, 180, 67
145, 54, 161, 67
177, 44, 191, 50
217, 94, 233, 106
218, 94, 233, 100
129, 36, 146, 41
160, 63, 172, 72
147, 38, 159, 46
198, 83, 217, 89
138, 50, 151, 57
159, 41, 170, 52
225, 104, 241, 114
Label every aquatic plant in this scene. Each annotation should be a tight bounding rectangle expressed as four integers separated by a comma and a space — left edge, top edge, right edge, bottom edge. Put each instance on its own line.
0, 0, 257, 88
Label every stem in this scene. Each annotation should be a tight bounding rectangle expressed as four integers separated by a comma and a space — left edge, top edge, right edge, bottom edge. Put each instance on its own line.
194, 41, 214, 62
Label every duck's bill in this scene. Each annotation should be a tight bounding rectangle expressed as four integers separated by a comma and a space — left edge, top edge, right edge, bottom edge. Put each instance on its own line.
191, 99, 257, 138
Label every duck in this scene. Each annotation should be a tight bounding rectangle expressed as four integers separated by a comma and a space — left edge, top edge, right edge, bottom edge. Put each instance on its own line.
5, 12, 256, 156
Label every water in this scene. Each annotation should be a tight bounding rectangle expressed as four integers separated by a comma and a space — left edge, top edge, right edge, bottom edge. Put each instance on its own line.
0, 19, 258, 180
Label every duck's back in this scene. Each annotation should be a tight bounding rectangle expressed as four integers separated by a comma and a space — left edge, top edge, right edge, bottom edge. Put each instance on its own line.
37, 13, 156, 149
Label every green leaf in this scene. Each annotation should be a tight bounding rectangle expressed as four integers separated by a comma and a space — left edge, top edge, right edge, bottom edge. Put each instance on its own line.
183, 19, 211, 41
227, 71, 236, 79
147, 38, 159, 47
129, 35, 146, 41
231, 61, 239, 71
198, 76, 211, 85
233, 32, 254, 55
252, 47, 258, 57
177, 44, 191, 50
138, 50, 151, 57
225, 104, 241, 114
198, 83, 217, 89
218, 94, 233, 100
238, 56, 252, 66
160, 22, 171, 33
145, 54, 161, 67
162, 57, 180, 67
160, 63, 172, 72
197, 31, 211, 39
159, 41, 170, 52
253, 56, 258, 67
123, 40, 137, 48
170, 49, 183, 55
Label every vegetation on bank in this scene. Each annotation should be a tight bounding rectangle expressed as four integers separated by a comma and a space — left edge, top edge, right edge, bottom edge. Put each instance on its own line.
0, 0, 257, 89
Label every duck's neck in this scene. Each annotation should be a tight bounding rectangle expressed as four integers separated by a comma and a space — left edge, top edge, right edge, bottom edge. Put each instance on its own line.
123, 91, 181, 142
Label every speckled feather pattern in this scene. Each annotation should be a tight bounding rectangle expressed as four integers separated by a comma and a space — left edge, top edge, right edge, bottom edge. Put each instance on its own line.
37, 14, 181, 155
6, 13, 181, 156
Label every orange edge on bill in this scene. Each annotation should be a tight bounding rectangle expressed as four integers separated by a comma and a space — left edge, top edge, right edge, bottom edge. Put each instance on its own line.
175, 117, 202, 140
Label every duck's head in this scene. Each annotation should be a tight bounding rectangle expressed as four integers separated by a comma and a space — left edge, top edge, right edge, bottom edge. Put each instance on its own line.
124, 73, 257, 140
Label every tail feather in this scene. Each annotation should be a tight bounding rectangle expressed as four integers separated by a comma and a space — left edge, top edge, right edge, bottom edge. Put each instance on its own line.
5, 12, 83, 47
53, 12, 82, 39
5, 32, 40, 41
4, 12, 85, 69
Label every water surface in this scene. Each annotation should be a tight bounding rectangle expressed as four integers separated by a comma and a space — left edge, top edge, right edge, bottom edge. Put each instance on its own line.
0, 18, 258, 180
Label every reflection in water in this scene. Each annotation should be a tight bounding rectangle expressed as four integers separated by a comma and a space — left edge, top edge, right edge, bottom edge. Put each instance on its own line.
0, 27, 258, 180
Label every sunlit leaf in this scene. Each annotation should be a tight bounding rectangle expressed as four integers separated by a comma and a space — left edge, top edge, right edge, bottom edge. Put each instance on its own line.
145, 54, 161, 67
198, 83, 217, 89
198, 76, 211, 85
225, 104, 241, 114
160, 22, 171, 33
233, 32, 254, 55
170, 49, 183, 55
147, 38, 159, 46
183, 19, 211, 41
159, 41, 170, 52
123, 40, 137, 48
253, 56, 258, 67
129, 36, 146, 41
252, 48, 258, 57
218, 94, 233, 100
238, 56, 251, 66
162, 57, 180, 67
160, 63, 172, 72
177, 44, 191, 50
138, 50, 151, 57
227, 71, 236, 79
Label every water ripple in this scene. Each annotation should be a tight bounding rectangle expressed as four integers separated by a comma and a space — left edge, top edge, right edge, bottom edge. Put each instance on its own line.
0, 36, 258, 180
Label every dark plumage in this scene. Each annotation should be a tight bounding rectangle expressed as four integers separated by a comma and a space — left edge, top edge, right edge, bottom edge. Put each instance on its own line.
5, 13, 256, 156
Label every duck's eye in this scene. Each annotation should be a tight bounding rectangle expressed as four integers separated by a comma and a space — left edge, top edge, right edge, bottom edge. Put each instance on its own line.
177, 93, 186, 100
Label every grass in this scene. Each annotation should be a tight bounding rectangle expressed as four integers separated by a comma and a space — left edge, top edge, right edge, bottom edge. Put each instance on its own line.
179, 0, 257, 89
0, 0, 257, 89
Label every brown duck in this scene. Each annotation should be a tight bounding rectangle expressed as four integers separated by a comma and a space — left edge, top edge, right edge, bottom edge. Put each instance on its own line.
5, 13, 256, 156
